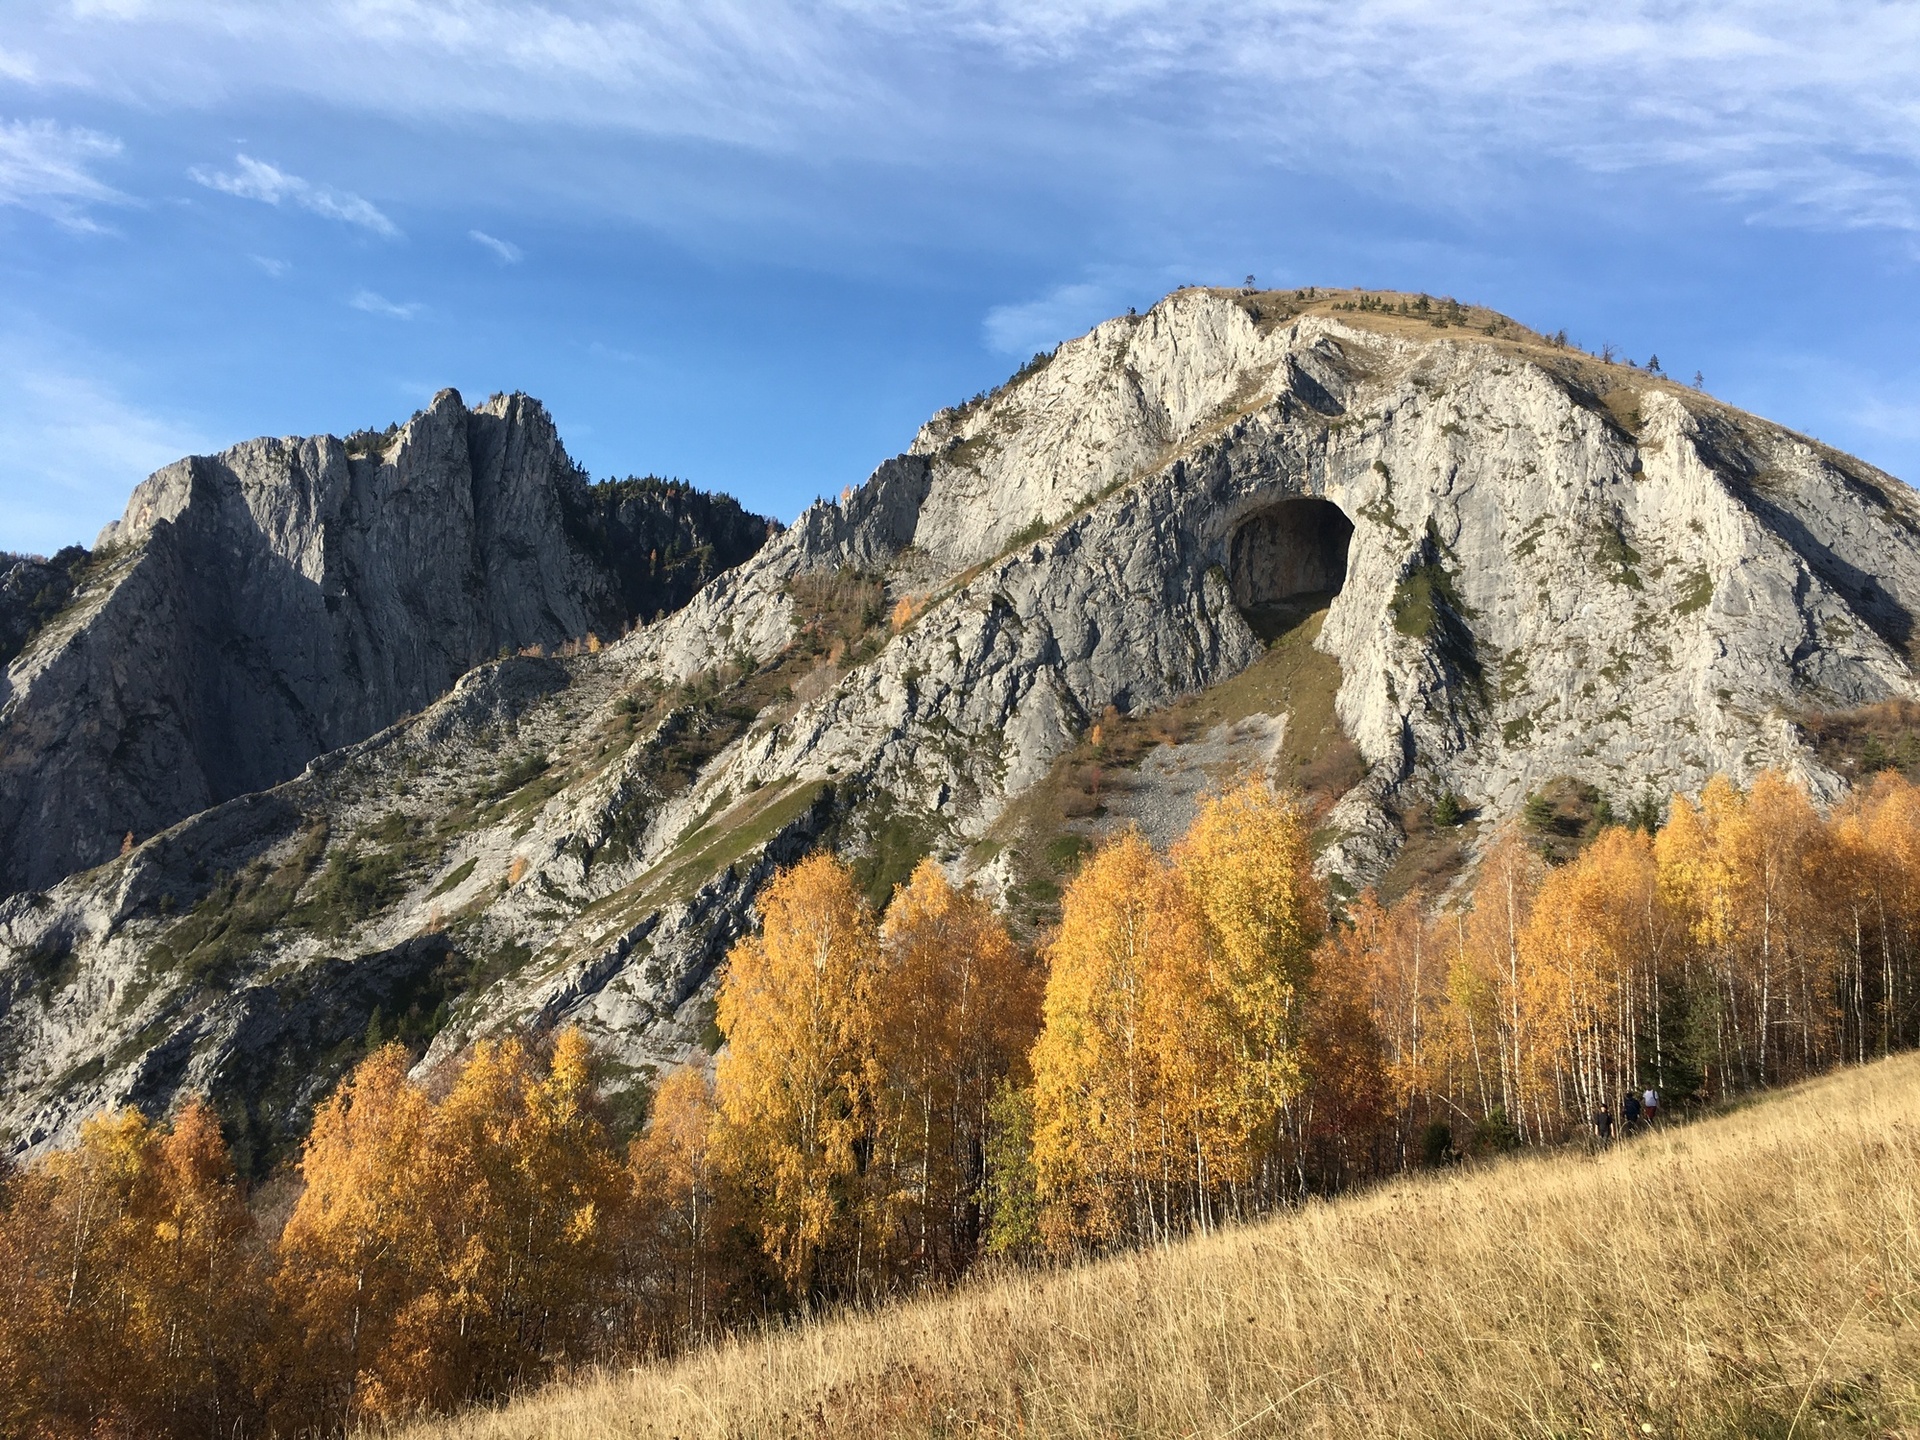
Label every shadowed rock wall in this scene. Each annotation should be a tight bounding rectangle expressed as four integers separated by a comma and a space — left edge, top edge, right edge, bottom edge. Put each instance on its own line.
1229, 498, 1354, 608
0, 390, 772, 898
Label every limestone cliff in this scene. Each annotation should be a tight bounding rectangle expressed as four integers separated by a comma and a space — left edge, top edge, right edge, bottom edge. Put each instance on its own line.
0, 548, 86, 669
0, 391, 775, 899
4, 287, 1917, 1162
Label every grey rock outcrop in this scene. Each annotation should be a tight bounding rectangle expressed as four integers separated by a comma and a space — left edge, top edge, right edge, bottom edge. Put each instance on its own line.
631, 291, 1919, 829
0, 391, 775, 899
4, 286, 1918, 1162
0, 548, 86, 668
385, 290, 1920, 1098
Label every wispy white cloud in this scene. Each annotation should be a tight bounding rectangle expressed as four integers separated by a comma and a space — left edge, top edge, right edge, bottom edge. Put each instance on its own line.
983, 281, 1119, 356
0, 119, 126, 230
349, 289, 421, 319
10, 3, 1920, 241
0, 333, 208, 553
249, 254, 289, 277
469, 228, 521, 263
128, 2, 1920, 235
1849, 393, 1920, 445
190, 154, 398, 236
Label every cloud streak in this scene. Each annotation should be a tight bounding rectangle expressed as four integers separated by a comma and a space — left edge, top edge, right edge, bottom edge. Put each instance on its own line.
983, 281, 1119, 356
0, 332, 208, 553
0, 119, 126, 230
349, 289, 421, 319
469, 229, 521, 262
190, 154, 398, 236
14, 1, 1920, 237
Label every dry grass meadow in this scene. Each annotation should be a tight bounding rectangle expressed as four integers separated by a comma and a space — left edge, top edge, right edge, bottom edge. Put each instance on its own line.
397, 1054, 1920, 1440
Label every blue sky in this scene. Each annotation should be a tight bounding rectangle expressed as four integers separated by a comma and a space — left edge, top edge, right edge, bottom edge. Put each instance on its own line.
1, 1, 1917, 554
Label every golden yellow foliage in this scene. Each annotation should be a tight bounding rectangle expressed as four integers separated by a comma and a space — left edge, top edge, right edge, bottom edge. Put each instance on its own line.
1173, 780, 1324, 1180
271, 1032, 630, 1427
1030, 828, 1192, 1246
391, 1051, 1920, 1440
14, 766, 1920, 1436
872, 859, 1039, 1280
713, 853, 882, 1296
0, 1098, 260, 1440
1032, 784, 1332, 1245
628, 1065, 721, 1344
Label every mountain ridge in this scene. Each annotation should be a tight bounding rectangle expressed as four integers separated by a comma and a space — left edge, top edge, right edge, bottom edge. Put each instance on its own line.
0, 389, 777, 900
3, 284, 1917, 1162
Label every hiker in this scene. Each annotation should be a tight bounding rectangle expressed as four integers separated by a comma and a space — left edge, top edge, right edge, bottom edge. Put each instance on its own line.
1643, 1088, 1659, 1125
1622, 1090, 1642, 1131
1592, 1106, 1614, 1142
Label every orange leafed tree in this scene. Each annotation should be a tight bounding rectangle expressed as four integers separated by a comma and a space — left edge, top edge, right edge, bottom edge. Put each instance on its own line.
415, 1029, 632, 1403
1033, 786, 1336, 1245
1030, 827, 1184, 1248
1830, 773, 1920, 1060
1298, 908, 1393, 1187
871, 858, 1040, 1281
270, 1043, 436, 1428
271, 1031, 631, 1427
712, 853, 883, 1299
1172, 779, 1326, 1205
629, 1064, 722, 1344
8, 765, 1920, 1435
1330, 887, 1440, 1148
1453, 828, 1546, 1138
0, 1098, 261, 1440
1519, 825, 1661, 1128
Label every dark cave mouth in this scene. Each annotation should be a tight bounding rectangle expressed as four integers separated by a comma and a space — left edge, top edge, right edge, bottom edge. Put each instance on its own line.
1228, 497, 1355, 642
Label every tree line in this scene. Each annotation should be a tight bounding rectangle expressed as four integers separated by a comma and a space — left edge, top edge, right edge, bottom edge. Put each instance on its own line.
4, 769, 1918, 1435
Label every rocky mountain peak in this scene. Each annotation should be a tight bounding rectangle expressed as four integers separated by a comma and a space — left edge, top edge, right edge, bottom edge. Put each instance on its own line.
0, 389, 773, 899
3, 285, 1917, 1165
628, 284, 1920, 884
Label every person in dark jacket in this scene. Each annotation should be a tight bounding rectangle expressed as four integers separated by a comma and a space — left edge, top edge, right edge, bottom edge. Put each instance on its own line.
1623, 1090, 1643, 1131
1593, 1107, 1614, 1141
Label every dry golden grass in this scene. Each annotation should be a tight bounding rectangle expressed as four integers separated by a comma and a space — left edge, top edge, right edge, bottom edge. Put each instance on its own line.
400, 1054, 1920, 1440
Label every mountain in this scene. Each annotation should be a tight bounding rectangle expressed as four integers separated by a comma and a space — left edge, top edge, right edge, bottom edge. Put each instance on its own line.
3, 286, 1917, 1163
0, 389, 776, 899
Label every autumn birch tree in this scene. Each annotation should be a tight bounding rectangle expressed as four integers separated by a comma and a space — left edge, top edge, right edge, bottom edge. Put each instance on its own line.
713, 853, 882, 1300
1170, 780, 1325, 1209
1030, 828, 1181, 1249
873, 859, 1039, 1281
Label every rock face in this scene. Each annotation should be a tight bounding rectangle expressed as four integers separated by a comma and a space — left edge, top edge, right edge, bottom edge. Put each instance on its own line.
628, 290, 1920, 864
4, 286, 1918, 1163
565, 475, 784, 626
0, 391, 775, 899
0, 548, 86, 668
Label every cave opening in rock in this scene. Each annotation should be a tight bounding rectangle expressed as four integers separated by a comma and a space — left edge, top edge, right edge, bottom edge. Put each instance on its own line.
1229, 496, 1354, 641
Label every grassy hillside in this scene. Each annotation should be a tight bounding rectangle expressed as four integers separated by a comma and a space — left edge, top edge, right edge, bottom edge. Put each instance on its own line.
400, 1054, 1920, 1439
